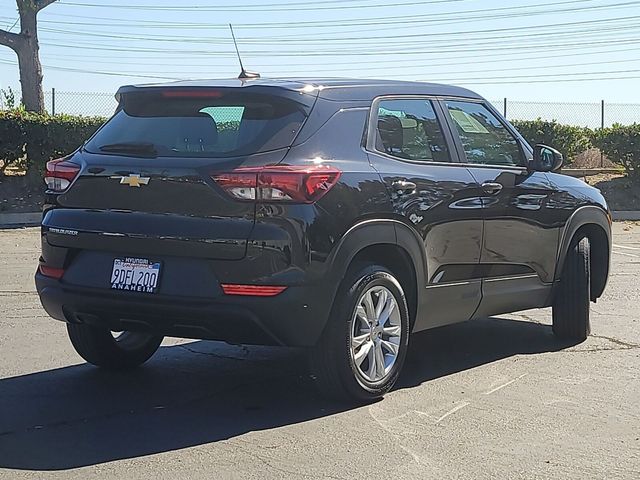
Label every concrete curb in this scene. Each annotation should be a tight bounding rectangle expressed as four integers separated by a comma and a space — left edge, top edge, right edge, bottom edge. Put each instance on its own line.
0, 212, 41, 228
562, 168, 622, 178
612, 211, 640, 221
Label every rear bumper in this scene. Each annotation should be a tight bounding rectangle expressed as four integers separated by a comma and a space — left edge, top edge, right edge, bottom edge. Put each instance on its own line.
35, 272, 331, 347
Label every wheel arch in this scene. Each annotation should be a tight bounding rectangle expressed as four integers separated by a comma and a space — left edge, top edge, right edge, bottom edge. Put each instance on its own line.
327, 220, 426, 328
555, 206, 611, 301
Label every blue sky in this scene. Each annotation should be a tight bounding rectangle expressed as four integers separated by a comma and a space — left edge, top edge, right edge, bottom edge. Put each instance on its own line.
1, 0, 640, 102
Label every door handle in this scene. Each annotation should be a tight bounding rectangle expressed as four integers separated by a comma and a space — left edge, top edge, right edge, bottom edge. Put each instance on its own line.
481, 182, 503, 195
392, 180, 417, 193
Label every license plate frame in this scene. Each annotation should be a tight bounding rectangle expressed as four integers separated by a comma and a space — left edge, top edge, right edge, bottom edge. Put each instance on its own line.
110, 257, 162, 294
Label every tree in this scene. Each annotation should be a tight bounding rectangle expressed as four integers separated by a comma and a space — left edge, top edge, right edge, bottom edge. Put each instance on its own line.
0, 0, 58, 113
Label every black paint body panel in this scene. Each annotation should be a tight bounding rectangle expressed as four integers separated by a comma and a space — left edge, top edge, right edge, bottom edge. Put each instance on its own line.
36, 78, 612, 347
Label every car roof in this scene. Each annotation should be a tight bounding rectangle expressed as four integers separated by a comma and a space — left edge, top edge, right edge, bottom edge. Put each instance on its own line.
117, 77, 483, 102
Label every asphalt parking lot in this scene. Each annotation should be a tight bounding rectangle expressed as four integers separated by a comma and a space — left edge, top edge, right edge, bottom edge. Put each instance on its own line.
0, 224, 638, 479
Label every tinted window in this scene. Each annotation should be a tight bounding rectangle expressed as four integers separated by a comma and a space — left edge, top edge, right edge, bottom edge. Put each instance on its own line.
445, 101, 524, 167
85, 91, 309, 158
375, 99, 450, 162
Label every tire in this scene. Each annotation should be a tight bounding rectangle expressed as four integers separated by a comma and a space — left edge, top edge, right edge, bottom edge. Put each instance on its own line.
552, 236, 591, 342
310, 263, 410, 402
67, 323, 163, 370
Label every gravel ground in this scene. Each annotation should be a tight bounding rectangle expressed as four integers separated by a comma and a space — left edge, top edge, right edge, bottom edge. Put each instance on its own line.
0, 224, 639, 480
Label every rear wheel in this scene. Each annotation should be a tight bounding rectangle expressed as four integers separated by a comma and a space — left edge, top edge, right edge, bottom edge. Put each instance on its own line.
552, 237, 591, 342
310, 264, 410, 402
67, 324, 163, 370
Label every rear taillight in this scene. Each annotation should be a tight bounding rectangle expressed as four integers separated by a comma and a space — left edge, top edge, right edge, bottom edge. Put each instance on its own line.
44, 158, 80, 192
212, 165, 341, 204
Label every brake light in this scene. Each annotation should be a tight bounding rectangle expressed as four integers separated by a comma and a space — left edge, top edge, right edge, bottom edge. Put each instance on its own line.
212, 165, 341, 204
39, 265, 65, 279
44, 158, 80, 192
161, 90, 223, 98
221, 284, 287, 296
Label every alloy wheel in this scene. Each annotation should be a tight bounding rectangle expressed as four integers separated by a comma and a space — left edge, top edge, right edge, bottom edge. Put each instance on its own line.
349, 285, 402, 383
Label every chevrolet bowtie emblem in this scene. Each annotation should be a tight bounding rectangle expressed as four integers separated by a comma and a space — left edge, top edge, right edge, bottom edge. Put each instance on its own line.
113, 174, 150, 187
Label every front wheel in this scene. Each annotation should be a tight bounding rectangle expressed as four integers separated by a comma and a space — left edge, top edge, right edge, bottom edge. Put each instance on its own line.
552, 237, 591, 342
310, 264, 410, 402
67, 324, 163, 370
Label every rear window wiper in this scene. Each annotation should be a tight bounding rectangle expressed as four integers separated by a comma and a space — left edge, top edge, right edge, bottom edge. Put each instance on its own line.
98, 142, 158, 156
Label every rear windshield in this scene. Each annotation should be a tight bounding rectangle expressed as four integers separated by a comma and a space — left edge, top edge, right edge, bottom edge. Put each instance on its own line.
85, 90, 311, 158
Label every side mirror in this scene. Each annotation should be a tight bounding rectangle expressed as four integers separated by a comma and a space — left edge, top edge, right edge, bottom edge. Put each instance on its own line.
530, 144, 563, 172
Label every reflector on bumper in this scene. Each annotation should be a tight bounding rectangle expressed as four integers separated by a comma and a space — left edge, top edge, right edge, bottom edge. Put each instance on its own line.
220, 284, 287, 296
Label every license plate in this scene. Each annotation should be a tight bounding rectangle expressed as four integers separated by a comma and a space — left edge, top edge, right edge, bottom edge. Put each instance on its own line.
110, 257, 161, 293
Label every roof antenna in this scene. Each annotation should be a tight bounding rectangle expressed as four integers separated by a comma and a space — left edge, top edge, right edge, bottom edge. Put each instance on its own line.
229, 24, 260, 80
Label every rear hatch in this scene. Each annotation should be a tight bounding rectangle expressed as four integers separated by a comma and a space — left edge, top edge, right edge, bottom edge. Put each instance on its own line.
44, 84, 317, 261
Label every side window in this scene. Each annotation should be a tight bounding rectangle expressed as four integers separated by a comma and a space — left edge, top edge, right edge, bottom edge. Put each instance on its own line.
444, 100, 524, 167
375, 99, 450, 163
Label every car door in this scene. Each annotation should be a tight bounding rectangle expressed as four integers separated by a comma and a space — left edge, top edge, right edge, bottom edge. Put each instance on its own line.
440, 99, 559, 317
366, 96, 485, 331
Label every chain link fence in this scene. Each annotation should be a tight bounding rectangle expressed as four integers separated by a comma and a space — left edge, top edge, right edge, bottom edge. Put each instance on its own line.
44, 90, 117, 117
493, 99, 640, 128
487, 99, 640, 128
0, 89, 118, 117
1, 89, 639, 127
489, 100, 605, 128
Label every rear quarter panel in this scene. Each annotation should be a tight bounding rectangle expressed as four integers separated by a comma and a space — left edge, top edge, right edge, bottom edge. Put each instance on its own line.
241, 103, 394, 319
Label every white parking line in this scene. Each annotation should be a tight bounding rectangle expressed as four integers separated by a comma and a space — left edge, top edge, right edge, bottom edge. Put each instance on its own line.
484, 374, 528, 395
435, 402, 470, 423
613, 244, 640, 251
612, 250, 640, 258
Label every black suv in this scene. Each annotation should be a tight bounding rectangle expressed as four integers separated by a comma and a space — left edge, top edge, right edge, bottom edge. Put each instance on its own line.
36, 79, 611, 401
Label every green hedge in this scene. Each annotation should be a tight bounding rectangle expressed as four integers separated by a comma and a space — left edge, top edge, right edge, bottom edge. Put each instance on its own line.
0, 110, 105, 175
0, 110, 243, 176
592, 123, 640, 179
1, 110, 638, 182
510, 119, 592, 164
